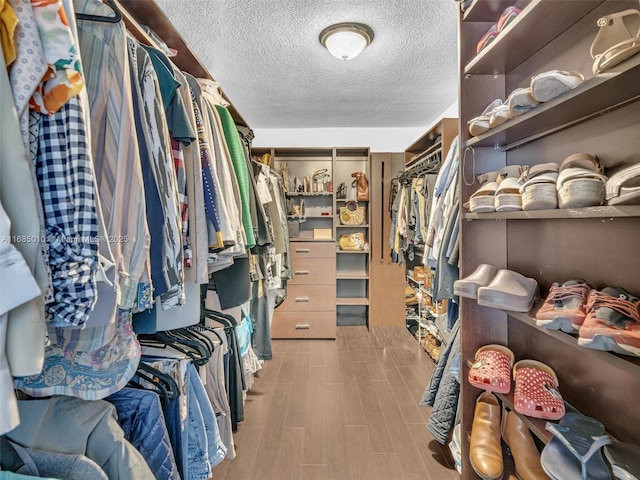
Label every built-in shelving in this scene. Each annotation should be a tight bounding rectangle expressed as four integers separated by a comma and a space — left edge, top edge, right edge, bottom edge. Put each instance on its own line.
336, 249, 370, 254
464, 54, 640, 150
464, 205, 640, 221
336, 224, 370, 228
336, 273, 369, 280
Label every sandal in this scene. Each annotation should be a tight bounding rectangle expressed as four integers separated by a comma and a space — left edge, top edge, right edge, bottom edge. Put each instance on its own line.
468, 98, 503, 137
591, 8, 640, 75
468, 344, 514, 394
606, 163, 640, 206
519, 163, 560, 211
467, 182, 500, 213
530, 70, 585, 103
557, 153, 607, 209
506, 87, 539, 117
495, 177, 523, 212
513, 360, 565, 420
540, 413, 612, 480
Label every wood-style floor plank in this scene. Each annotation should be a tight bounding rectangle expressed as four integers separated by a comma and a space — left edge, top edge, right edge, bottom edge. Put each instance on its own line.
215, 326, 459, 480
372, 380, 432, 479
352, 361, 395, 453
273, 427, 305, 480
248, 382, 292, 480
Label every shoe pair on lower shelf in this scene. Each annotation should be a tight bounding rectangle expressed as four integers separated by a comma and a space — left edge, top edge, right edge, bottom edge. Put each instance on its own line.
468, 345, 565, 421
537, 279, 640, 358
472, 393, 640, 480
471, 393, 548, 480
454, 264, 538, 312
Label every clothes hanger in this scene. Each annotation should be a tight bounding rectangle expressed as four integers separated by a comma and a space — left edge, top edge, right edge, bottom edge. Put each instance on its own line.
76, 0, 123, 23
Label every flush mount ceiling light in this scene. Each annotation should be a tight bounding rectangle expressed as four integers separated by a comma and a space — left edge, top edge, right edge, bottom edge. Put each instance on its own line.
319, 22, 374, 60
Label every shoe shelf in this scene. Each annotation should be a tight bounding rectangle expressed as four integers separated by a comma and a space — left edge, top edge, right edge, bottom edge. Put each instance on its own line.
464, 53, 640, 150
495, 391, 553, 444
406, 275, 424, 286
464, 0, 602, 75
504, 303, 640, 377
464, 205, 640, 221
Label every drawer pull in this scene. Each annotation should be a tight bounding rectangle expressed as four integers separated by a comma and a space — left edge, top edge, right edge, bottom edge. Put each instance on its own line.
295, 297, 310, 303
295, 324, 310, 330
295, 270, 310, 276
295, 248, 310, 253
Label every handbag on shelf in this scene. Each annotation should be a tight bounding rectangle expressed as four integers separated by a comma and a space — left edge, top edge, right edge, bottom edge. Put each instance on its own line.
339, 201, 365, 225
336, 182, 347, 199
351, 171, 369, 201
338, 232, 368, 251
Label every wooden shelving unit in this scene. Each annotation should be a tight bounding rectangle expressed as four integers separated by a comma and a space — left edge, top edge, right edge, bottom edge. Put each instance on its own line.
457, 0, 640, 478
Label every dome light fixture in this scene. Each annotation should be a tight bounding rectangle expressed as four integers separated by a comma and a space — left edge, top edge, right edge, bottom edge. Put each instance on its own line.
319, 22, 374, 61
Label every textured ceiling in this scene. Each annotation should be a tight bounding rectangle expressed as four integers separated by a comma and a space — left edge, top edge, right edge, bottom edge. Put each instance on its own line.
156, 0, 459, 129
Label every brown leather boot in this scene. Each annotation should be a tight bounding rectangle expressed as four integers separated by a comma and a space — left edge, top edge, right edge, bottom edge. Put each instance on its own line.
351, 171, 369, 201
502, 410, 549, 480
470, 392, 503, 480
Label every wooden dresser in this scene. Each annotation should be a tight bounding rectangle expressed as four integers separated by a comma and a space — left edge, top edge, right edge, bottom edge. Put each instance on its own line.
271, 241, 336, 339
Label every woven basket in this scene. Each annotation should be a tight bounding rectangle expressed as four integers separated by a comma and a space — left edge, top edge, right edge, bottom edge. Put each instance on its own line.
558, 178, 605, 209
495, 193, 522, 212
522, 183, 558, 210
339, 201, 365, 225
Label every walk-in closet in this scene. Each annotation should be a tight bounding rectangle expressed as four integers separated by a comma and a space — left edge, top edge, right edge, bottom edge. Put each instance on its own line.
2, 1, 639, 479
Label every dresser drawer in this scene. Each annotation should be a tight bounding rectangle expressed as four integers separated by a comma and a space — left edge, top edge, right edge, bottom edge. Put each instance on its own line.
271, 311, 336, 339
290, 258, 336, 285
291, 241, 335, 259
277, 284, 335, 312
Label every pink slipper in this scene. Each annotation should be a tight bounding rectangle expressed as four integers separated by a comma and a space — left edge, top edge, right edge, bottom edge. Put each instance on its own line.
513, 360, 565, 420
468, 344, 514, 394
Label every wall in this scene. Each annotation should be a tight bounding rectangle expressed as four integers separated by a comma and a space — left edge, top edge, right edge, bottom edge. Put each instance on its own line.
253, 103, 459, 153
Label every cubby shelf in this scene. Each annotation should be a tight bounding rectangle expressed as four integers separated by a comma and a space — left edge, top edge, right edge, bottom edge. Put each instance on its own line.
464, 205, 640, 221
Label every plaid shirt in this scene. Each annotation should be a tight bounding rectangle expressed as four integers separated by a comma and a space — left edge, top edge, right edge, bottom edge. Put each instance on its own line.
36, 95, 99, 327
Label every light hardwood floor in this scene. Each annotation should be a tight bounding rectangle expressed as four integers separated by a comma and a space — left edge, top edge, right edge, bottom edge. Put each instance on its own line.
213, 326, 460, 480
